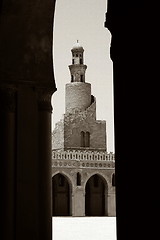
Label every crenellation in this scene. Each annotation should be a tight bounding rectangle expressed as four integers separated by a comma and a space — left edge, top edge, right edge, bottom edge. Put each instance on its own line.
52, 149, 115, 162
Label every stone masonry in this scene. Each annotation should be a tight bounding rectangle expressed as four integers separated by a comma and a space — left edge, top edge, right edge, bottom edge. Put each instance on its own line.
52, 41, 116, 216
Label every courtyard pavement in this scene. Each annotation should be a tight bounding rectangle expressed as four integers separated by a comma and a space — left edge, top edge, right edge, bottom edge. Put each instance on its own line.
52, 217, 117, 240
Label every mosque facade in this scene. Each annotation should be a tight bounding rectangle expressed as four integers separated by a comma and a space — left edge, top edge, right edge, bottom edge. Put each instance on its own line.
52, 42, 116, 216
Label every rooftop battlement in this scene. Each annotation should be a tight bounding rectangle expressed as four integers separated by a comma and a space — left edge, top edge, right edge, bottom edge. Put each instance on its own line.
52, 149, 115, 161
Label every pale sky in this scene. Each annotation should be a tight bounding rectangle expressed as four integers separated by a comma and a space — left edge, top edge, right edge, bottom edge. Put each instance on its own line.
51, 0, 115, 152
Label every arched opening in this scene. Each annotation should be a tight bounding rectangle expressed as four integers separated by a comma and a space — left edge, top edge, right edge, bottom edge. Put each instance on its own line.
85, 131, 90, 147
81, 131, 85, 147
80, 58, 83, 64
71, 75, 74, 82
85, 174, 107, 216
80, 74, 83, 82
52, 173, 71, 216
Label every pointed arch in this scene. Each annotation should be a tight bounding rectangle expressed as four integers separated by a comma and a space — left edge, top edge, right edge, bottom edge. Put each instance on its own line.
84, 172, 109, 187
85, 174, 108, 216
52, 173, 72, 216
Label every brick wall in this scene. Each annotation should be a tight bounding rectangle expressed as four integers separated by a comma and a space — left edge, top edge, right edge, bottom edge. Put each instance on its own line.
64, 102, 106, 150
65, 82, 91, 113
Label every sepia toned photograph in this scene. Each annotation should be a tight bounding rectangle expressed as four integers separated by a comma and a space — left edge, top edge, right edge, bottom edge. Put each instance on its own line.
1, 1, 152, 240
51, 1, 116, 239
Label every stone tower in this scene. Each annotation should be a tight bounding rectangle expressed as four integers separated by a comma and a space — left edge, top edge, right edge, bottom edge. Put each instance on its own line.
52, 42, 115, 217
66, 41, 90, 114
53, 41, 107, 151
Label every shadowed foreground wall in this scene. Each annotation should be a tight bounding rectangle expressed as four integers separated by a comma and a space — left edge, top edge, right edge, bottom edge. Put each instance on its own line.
105, 1, 156, 240
0, 1, 56, 240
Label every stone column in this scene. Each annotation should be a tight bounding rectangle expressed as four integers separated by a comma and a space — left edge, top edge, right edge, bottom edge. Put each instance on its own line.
0, 85, 17, 240
73, 187, 85, 216
37, 88, 54, 239
71, 193, 74, 216
0, 1, 57, 240
15, 84, 39, 240
107, 189, 116, 216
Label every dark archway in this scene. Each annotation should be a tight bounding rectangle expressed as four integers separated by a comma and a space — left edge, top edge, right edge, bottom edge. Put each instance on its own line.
52, 173, 71, 216
85, 174, 107, 216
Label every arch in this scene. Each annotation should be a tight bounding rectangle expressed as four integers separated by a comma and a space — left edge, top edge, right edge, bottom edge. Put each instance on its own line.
80, 131, 90, 147
52, 170, 73, 188
52, 173, 72, 216
84, 172, 109, 187
85, 174, 108, 216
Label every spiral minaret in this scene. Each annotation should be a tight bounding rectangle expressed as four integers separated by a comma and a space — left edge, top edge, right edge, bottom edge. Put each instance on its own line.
65, 41, 91, 113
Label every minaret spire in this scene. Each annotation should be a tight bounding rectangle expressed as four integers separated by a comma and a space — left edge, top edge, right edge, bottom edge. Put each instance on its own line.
68, 41, 87, 83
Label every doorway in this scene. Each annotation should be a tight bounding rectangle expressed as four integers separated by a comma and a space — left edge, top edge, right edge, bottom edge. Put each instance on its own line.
85, 174, 107, 216
52, 173, 71, 216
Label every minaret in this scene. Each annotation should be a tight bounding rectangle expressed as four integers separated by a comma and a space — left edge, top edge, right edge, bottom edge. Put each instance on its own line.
65, 41, 91, 113
53, 42, 107, 151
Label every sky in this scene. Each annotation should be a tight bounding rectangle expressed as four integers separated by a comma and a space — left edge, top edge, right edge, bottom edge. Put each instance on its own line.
51, 0, 115, 152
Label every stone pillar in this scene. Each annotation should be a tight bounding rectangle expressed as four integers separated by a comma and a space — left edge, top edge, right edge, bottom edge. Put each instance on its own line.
0, 85, 17, 240
73, 187, 85, 216
37, 88, 53, 239
107, 190, 116, 216
0, 84, 55, 240
0, 1, 56, 240
15, 84, 39, 240
71, 193, 74, 216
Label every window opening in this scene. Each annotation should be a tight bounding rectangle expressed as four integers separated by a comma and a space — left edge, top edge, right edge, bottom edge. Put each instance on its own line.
77, 172, 81, 186
86, 132, 90, 147
81, 131, 85, 147
71, 75, 74, 82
